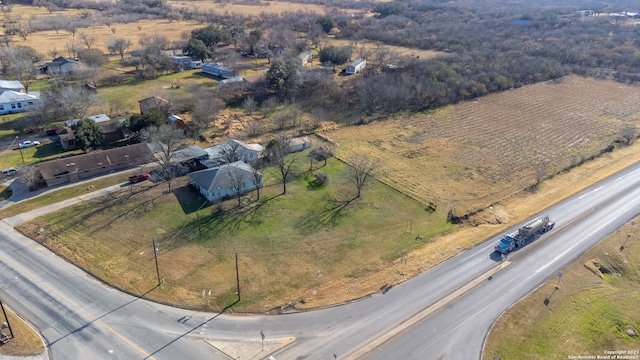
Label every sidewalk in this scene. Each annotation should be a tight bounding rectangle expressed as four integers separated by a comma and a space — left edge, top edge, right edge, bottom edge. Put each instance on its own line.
2, 183, 126, 226
0, 172, 131, 224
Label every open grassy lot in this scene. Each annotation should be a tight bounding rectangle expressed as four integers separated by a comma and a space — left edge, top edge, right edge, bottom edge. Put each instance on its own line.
329, 76, 640, 215
483, 218, 640, 360
0, 140, 83, 171
18, 155, 452, 312
0, 306, 45, 356
97, 69, 219, 112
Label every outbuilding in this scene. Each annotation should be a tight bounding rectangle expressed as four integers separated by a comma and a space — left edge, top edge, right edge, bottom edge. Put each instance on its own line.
345, 58, 366, 75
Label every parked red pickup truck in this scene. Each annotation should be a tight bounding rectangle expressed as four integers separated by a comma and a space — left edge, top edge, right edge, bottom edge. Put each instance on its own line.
128, 173, 150, 183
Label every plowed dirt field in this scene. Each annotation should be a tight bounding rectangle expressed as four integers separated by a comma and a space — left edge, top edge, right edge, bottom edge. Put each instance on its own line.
330, 76, 640, 214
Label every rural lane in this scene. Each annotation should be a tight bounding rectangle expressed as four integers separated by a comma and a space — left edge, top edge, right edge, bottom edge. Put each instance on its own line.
1, 162, 640, 359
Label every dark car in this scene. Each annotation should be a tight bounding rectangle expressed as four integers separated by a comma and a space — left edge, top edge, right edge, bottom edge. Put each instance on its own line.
129, 173, 150, 184
46, 128, 60, 136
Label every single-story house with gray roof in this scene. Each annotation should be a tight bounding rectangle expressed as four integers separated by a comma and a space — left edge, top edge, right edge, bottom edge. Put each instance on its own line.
188, 161, 262, 203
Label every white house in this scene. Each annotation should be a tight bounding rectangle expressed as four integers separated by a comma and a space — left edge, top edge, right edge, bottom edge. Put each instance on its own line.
170, 55, 203, 70
45, 57, 80, 74
345, 58, 366, 75
219, 76, 246, 87
201, 63, 236, 79
65, 114, 111, 127
287, 136, 312, 152
188, 161, 262, 203
0, 90, 40, 115
0, 80, 25, 92
297, 50, 312, 66
204, 139, 264, 165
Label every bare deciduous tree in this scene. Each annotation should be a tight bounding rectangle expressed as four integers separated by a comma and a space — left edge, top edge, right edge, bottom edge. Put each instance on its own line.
251, 165, 263, 201
106, 38, 132, 59
79, 32, 96, 50
309, 143, 335, 170
534, 161, 548, 186
8, 48, 39, 93
620, 124, 637, 145
266, 133, 298, 194
226, 165, 247, 207
242, 96, 256, 116
347, 154, 379, 199
42, 85, 97, 120
142, 125, 186, 192
19, 165, 40, 191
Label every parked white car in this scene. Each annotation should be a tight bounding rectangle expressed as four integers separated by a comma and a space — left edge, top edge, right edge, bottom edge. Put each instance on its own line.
1, 167, 18, 176
19, 140, 40, 148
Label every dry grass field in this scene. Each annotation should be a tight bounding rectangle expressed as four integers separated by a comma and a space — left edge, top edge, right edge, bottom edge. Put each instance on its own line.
168, 0, 335, 16
0, 306, 45, 356
5, 5, 204, 55
329, 76, 640, 215
483, 217, 640, 359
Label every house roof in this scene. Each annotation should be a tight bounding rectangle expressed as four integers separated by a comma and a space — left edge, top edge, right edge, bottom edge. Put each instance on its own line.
219, 76, 245, 85
229, 139, 265, 152
297, 50, 311, 59
202, 63, 233, 73
0, 80, 25, 91
98, 119, 122, 134
167, 115, 183, 124
48, 56, 79, 66
58, 127, 75, 141
35, 143, 152, 179
170, 145, 208, 164
287, 136, 311, 149
65, 114, 111, 127
138, 96, 170, 113
188, 161, 257, 193
0, 90, 39, 103
348, 58, 366, 67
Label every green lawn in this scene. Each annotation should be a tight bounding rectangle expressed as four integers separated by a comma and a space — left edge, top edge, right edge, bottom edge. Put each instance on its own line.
98, 69, 219, 111
23, 155, 453, 311
0, 141, 82, 170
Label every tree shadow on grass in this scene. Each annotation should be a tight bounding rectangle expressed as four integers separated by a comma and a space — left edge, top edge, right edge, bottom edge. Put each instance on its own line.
56, 184, 164, 236
294, 196, 354, 236
160, 193, 282, 254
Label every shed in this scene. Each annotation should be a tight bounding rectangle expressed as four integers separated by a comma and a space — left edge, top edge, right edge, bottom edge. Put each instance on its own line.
287, 136, 312, 152
202, 63, 236, 79
219, 76, 246, 87
138, 96, 171, 115
345, 58, 366, 75
170, 55, 203, 70
167, 115, 185, 128
297, 50, 312, 66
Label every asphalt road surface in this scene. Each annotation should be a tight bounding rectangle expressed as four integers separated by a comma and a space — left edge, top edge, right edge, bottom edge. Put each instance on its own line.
1, 162, 640, 360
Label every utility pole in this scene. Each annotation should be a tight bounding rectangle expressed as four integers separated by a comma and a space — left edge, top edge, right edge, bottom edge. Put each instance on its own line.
260, 330, 265, 351
16, 136, 24, 164
0, 300, 14, 340
235, 253, 240, 301
153, 239, 160, 286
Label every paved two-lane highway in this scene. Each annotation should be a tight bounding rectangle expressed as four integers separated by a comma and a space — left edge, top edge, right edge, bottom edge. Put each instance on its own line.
2, 162, 640, 359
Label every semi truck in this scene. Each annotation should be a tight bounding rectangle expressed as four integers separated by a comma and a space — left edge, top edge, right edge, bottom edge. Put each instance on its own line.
494, 215, 555, 254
